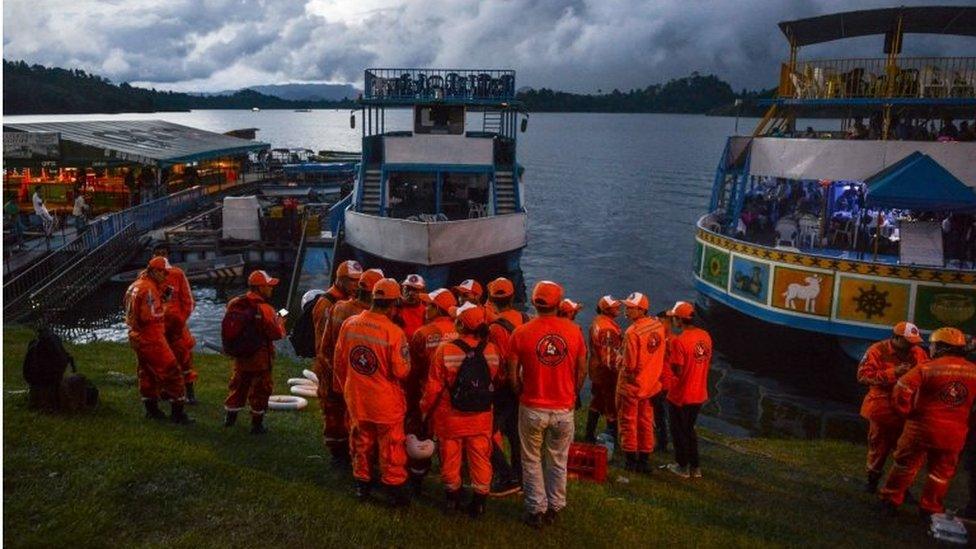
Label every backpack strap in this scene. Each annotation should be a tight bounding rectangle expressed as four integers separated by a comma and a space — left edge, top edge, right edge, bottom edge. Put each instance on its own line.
492, 317, 516, 334
453, 339, 473, 354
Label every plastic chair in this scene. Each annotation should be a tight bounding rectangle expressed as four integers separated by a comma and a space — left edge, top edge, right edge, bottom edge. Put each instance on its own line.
830, 218, 856, 248
468, 201, 487, 218
798, 216, 820, 248
775, 218, 797, 247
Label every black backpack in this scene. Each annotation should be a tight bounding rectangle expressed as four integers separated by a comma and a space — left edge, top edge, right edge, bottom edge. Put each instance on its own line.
289, 294, 324, 358
222, 296, 265, 358
450, 339, 494, 412
23, 327, 74, 387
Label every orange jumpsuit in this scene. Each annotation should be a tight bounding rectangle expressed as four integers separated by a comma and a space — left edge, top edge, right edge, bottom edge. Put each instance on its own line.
223, 292, 286, 416
881, 355, 976, 513
856, 340, 929, 475
310, 285, 347, 411
616, 316, 666, 453
334, 310, 411, 486
397, 302, 426, 339
588, 313, 623, 419
162, 266, 196, 385
420, 335, 502, 494
405, 315, 457, 478
318, 297, 367, 458
124, 273, 184, 401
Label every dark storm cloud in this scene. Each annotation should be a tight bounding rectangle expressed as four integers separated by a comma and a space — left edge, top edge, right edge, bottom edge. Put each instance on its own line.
3, 0, 973, 92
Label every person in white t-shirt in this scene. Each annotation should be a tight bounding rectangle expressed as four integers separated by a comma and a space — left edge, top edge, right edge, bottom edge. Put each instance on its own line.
32, 187, 55, 236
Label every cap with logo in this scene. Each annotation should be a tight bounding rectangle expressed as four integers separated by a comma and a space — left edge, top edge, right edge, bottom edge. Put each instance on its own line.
559, 298, 583, 316
597, 295, 621, 313
248, 269, 280, 287
451, 301, 488, 330
531, 280, 564, 308
893, 321, 923, 344
372, 278, 402, 300
148, 256, 170, 271
336, 260, 363, 279
454, 279, 484, 301
623, 291, 649, 311
358, 268, 385, 291
402, 273, 426, 290
487, 277, 515, 299
420, 288, 457, 313
666, 300, 695, 320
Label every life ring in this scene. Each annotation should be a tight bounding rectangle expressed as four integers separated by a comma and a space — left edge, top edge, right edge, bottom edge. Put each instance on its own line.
290, 384, 318, 398
302, 369, 319, 384
287, 377, 316, 387
268, 395, 308, 411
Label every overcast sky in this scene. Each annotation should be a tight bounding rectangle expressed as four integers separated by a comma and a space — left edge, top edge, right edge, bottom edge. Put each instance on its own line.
3, 0, 974, 93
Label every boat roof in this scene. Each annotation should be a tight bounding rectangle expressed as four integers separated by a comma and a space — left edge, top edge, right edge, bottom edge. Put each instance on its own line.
779, 6, 976, 46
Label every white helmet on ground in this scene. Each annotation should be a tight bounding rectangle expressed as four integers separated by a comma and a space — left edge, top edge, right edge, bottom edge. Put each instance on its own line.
405, 433, 436, 460
301, 289, 326, 309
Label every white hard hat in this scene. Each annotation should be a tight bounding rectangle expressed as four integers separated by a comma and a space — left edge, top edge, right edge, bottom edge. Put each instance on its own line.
405, 433, 436, 460
301, 289, 326, 309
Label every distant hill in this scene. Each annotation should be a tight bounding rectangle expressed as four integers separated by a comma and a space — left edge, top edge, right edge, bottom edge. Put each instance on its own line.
248, 83, 360, 101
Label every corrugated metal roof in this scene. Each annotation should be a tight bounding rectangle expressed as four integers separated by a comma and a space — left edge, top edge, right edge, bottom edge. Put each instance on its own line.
779, 6, 976, 47
3, 119, 269, 166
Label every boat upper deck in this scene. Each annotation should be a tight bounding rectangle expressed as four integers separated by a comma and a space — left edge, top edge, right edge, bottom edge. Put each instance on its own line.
361, 68, 519, 107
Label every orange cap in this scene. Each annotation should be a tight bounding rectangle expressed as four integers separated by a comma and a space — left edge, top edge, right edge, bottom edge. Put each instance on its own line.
248, 269, 280, 287
487, 277, 515, 299
451, 301, 488, 331
420, 288, 457, 313
148, 256, 170, 272
531, 280, 563, 308
372, 278, 402, 300
666, 300, 695, 320
623, 291, 649, 311
893, 321, 923, 344
336, 260, 363, 280
402, 273, 426, 290
930, 327, 966, 347
358, 268, 385, 291
559, 298, 583, 316
597, 295, 621, 314
454, 279, 484, 301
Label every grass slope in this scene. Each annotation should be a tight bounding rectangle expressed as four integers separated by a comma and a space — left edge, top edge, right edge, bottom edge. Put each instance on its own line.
3, 327, 966, 547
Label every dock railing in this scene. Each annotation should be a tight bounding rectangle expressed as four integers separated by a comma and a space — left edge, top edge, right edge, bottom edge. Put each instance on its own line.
364, 68, 516, 103
779, 56, 976, 100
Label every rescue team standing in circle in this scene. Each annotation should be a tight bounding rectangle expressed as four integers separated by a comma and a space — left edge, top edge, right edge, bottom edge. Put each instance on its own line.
123, 256, 974, 525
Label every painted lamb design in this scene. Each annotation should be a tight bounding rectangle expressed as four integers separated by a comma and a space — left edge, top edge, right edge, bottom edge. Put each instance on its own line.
783, 275, 822, 313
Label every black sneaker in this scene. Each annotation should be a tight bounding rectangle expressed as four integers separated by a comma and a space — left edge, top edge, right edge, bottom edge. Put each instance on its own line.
355, 481, 372, 500
468, 493, 487, 518
223, 411, 239, 427
444, 489, 462, 513
522, 512, 545, 529
864, 471, 881, 494
489, 477, 521, 497
881, 500, 899, 518
543, 507, 559, 525
144, 400, 167, 421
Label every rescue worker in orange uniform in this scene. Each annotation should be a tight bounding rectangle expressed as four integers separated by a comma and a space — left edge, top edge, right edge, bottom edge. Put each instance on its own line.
124, 257, 191, 424
486, 277, 530, 496
223, 270, 287, 434
318, 267, 384, 466
404, 287, 458, 494
152, 243, 198, 404
617, 292, 666, 473
454, 279, 484, 305
420, 302, 502, 517
857, 321, 928, 493
397, 274, 427, 338
557, 298, 583, 321
585, 295, 623, 442
661, 301, 712, 479
880, 327, 976, 517
333, 278, 412, 506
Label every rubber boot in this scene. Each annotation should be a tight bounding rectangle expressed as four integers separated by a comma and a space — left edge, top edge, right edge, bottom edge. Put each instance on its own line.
584, 410, 600, 443
224, 410, 239, 427
355, 480, 372, 500
637, 452, 651, 474
144, 399, 167, 421
409, 473, 425, 497
170, 401, 195, 425
624, 452, 638, 472
185, 383, 197, 405
468, 493, 487, 518
250, 413, 267, 435
388, 483, 411, 508
865, 470, 882, 494
445, 488, 462, 513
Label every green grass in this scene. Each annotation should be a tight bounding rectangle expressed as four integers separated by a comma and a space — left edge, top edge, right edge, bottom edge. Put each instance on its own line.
3, 326, 968, 547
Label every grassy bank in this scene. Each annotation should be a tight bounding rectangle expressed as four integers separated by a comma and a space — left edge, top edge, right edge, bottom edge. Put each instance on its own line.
3, 326, 967, 547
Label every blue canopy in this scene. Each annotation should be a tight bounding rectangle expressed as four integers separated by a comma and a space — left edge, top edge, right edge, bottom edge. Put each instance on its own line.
865, 151, 976, 212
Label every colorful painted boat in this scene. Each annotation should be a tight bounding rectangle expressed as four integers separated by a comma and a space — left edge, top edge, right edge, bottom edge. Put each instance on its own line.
695, 7, 976, 357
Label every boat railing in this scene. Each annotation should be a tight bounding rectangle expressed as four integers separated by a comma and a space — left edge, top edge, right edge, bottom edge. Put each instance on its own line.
779, 56, 976, 100
364, 68, 516, 103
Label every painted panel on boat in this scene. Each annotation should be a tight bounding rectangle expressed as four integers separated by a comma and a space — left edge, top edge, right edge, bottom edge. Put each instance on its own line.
730, 255, 770, 305
701, 245, 730, 289
913, 286, 976, 333
771, 266, 834, 317
835, 276, 911, 326
693, 241, 703, 277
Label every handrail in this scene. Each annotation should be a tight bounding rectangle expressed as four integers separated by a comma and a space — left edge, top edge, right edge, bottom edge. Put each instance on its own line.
779, 56, 976, 100
285, 209, 311, 318
364, 68, 517, 103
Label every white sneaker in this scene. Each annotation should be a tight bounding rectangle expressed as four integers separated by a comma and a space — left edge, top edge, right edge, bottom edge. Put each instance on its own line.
666, 463, 690, 479
690, 467, 702, 479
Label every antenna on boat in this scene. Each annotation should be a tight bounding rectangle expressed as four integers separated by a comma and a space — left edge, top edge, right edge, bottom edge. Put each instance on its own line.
734, 99, 743, 135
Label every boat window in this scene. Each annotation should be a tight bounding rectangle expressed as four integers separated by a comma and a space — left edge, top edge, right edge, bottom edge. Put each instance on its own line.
387, 172, 437, 220
386, 171, 491, 221
414, 105, 465, 135
441, 173, 489, 220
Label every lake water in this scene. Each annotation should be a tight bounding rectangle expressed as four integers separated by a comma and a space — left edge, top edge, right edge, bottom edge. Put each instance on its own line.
4, 110, 862, 440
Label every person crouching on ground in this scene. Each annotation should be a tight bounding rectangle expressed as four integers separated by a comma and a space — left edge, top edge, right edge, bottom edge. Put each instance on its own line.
661, 301, 712, 479
508, 280, 587, 528
420, 302, 502, 518
124, 257, 192, 424
616, 292, 666, 473
222, 270, 286, 434
856, 321, 928, 493
333, 278, 412, 506
880, 327, 976, 517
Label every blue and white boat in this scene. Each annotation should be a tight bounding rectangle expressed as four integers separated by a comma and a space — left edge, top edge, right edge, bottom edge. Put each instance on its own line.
694, 7, 976, 359
334, 68, 529, 298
